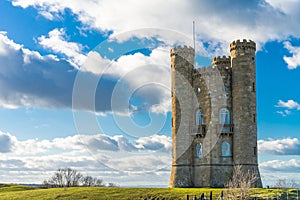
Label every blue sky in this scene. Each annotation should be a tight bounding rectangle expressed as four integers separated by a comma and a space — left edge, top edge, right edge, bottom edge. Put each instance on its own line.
0, 0, 300, 187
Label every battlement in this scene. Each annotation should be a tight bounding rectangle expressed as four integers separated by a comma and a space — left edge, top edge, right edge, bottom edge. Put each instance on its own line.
212, 56, 231, 66
170, 45, 195, 65
170, 45, 194, 56
230, 39, 256, 52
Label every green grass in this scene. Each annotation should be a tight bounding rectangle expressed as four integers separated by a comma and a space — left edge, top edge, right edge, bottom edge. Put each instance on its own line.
0, 184, 299, 200
0, 184, 36, 192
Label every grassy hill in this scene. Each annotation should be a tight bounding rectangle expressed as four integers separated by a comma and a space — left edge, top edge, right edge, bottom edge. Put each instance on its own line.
0, 184, 299, 199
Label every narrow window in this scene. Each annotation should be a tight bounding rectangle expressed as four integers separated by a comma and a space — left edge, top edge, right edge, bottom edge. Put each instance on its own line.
252, 82, 255, 92
254, 147, 257, 156
196, 143, 202, 158
253, 113, 256, 123
222, 86, 227, 92
196, 110, 204, 125
219, 108, 230, 124
222, 142, 231, 156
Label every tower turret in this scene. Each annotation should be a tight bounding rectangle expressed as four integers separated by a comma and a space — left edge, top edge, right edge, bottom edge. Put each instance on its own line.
230, 39, 262, 187
169, 46, 195, 187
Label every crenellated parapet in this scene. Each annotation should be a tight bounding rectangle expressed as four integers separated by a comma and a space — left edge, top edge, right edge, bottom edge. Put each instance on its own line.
170, 45, 194, 64
230, 39, 256, 57
212, 56, 231, 66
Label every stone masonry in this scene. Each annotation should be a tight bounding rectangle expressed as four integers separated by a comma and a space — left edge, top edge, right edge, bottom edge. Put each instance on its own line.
169, 39, 263, 188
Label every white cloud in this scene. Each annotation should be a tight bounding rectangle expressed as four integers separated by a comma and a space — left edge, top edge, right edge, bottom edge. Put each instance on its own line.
6, 1, 300, 115
258, 138, 300, 155
276, 110, 291, 117
265, 0, 300, 16
276, 99, 300, 116
260, 159, 300, 173
283, 41, 300, 69
0, 32, 171, 114
0, 131, 17, 153
0, 153, 170, 185
260, 159, 300, 186
38, 28, 86, 67
136, 134, 171, 152
276, 99, 300, 110
0, 131, 171, 155
0, 31, 22, 55
80, 47, 171, 114
0, 31, 77, 110
11, 0, 300, 55
106, 154, 170, 172
0, 131, 171, 185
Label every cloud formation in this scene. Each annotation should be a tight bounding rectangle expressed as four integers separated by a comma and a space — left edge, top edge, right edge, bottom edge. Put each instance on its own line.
283, 41, 300, 69
38, 28, 87, 67
276, 110, 291, 117
79, 47, 171, 114
260, 159, 300, 173
258, 138, 300, 155
10, 0, 300, 54
275, 99, 300, 116
0, 31, 171, 114
0, 131, 171, 155
0, 31, 76, 109
4, 1, 300, 114
259, 158, 300, 186
0, 131, 16, 153
0, 131, 171, 185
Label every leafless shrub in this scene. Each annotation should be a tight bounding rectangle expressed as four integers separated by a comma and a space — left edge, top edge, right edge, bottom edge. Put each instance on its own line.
224, 165, 259, 200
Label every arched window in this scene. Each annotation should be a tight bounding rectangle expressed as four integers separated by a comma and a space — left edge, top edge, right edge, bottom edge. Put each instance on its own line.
196, 110, 204, 125
196, 143, 202, 158
222, 142, 231, 156
195, 87, 201, 94
219, 108, 230, 124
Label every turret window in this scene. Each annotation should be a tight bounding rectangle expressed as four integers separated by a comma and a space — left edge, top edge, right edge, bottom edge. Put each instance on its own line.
222, 86, 227, 92
219, 108, 230, 124
196, 143, 202, 158
196, 110, 204, 125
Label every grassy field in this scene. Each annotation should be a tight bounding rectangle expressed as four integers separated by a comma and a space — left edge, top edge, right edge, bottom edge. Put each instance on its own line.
0, 184, 299, 199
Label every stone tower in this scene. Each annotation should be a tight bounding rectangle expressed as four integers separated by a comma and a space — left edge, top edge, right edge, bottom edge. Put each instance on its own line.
169, 39, 262, 188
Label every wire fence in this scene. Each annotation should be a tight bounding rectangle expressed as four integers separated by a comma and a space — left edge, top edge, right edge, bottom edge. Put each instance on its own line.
186, 189, 300, 200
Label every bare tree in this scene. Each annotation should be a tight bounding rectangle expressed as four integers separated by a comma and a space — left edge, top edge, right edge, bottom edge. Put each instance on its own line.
274, 179, 298, 188
52, 169, 64, 187
289, 179, 298, 188
94, 178, 104, 187
71, 170, 83, 186
64, 168, 74, 187
63, 168, 82, 187
81, 175, 94, 186
224, 165, 259, 200
42, 180, 51, 188
43, 168, 82, 188
107, 182, 118, 187
42, 168, 112, 188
